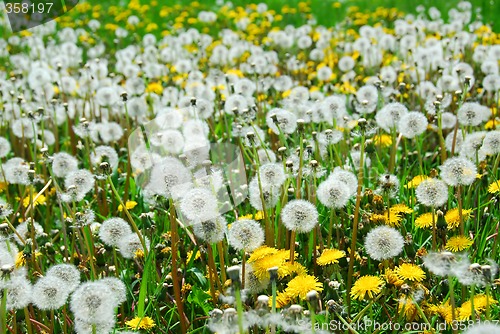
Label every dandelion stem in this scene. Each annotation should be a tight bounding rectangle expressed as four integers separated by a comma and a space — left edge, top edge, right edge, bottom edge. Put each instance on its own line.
457, 185, 465, 236
449, 274, 458, 334
108, 175, 148, 256
346, 129, 365, 315
217, 241, 227, 284
290, 230, 296, 265
168, 199, 188, 333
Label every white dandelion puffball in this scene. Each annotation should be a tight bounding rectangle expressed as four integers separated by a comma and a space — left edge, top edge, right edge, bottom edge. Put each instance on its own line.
439, 157, 477, 186
118, 234, 150, 259
179, 187, 219, 222
45, 264, 81, 293
317, 177, 350, 209
51, 152, 79, 178
0, 137, 11, 158
415, 178, 448, 207
0, 275, 33, 310
70, 281, 116, 324
32, 276, 70, 310
457, 102, 490, 126
192, 216, 227, 244
99, 277, 127, 305
398, 111, 428, 139
281, 199, 319, 233
258, 163, 286, 187
227, 219, 264, 252
364, 225, 405, 261
266, 108, 298, 135
99, 217, 133, 247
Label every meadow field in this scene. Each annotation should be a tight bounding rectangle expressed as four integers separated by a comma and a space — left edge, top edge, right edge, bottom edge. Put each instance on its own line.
0, 0, 500, 333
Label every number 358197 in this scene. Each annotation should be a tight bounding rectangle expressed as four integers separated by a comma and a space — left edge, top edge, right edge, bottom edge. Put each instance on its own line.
5, 2, 54, 14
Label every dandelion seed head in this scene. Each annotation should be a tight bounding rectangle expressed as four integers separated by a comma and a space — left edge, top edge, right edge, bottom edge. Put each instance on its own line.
415, 178, 448, 207
99, 277, 127, 305
227, 219, 264, 252
32, 276, 69, 310
118, 234, 150, 259
317, 177, 350, 209
0, 275, 32, 310
179, 187, 219, 222
440, 157, 477, 186
46, 263, 81, 293
364, 225, 405, 261
398, 111, 428, 138
0, 137, 11, 158
376, 102, 408, 132
51, 152, 79, 178
192, 216, 227, 244
70, 281, 116, 323
99, 217, 132, 247
281, 199, 318, 233
457, 102, 490, 126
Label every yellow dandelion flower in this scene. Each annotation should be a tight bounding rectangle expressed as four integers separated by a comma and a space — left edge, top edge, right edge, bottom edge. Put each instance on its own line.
252, 250, 289, 280
383, 211, 403, 227
390, 204, 414, 214
238, 213, 253, 220
398, 295, 419, 321
445, 208, 473, 230
445, 235, 473, 252
125, 316, 156, 330
428, 301, 453, 324
396, 263, 426, 282
350, 275, 385, 300
118, 200, 138, 212
134, 249, 144, 259
248, 246, 278, 262
405, 175, 429, 189
317, 248, 345, 266
269, 291, 291, 308
458, 295, 497, 321
285, 275, 323, 300
23, 194, 47, 208
415, 212, 434, 229
254, 211, 265, 220
488, 181, 500, 194
383, 268, 404, 287
160, 246, 171, 254
186, 250, 201, 263
277, 261, 307, 279
373, 134, 392, 147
